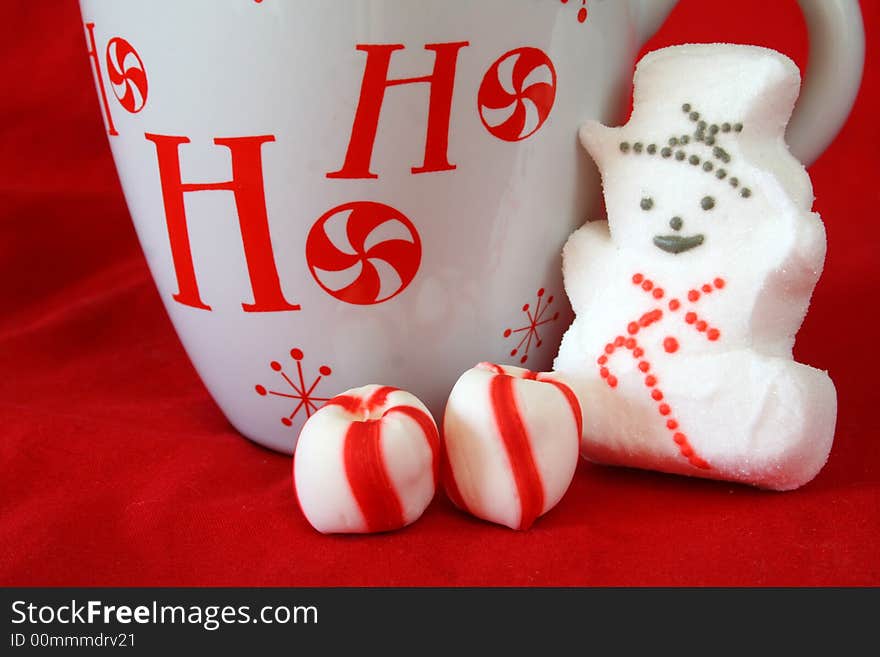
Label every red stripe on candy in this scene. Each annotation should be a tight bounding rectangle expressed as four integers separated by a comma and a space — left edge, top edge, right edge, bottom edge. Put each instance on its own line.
539, 377, 583, 439
386, 405, 440, 486
325, 386, 400, 418
366, 385, 399, 412
441, 445, 470, 513
344, 419, 405, 532
489, 374, 544, 530
441, 412, 471, 514
324, 394, 361, 414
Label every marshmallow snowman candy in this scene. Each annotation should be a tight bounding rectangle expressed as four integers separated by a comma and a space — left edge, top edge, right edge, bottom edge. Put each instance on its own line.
554, 44, 837, 490
442, 363, 582, 530
293, 385, 439, 534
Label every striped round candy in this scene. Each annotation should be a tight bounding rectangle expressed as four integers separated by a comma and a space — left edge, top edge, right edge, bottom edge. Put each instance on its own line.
478, 47, 557, 142
293, 385, 439, 534
442, 363, 582, 530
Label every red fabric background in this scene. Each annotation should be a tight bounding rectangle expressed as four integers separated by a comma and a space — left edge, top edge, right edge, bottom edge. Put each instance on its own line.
1, 0, 878, 586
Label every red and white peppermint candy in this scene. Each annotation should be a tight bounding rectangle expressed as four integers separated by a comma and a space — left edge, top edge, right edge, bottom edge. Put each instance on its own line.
306, 201, 421, 305
293, 385, 439, 534
105, 37, 148, 113
478, 47, 557, 142
442, 363, 582, 530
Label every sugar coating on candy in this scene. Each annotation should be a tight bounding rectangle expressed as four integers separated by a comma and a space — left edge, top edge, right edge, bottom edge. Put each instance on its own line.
293, 385, 439, 534
442, 363, 582, 530
554, 44, 837, 491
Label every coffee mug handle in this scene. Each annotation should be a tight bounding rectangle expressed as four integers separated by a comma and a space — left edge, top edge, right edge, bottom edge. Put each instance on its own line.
629, 0, 865, 166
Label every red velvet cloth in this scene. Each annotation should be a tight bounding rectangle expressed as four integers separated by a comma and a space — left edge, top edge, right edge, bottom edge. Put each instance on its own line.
2, 0, 878, 586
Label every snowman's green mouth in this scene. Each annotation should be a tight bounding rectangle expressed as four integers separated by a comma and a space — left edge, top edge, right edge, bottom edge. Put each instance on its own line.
653, 234, 705, 254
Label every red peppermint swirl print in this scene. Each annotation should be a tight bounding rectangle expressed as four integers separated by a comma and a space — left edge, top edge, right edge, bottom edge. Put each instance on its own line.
478, 47, 557, 142
105, 37, 148, 113
306, 201, 421, 305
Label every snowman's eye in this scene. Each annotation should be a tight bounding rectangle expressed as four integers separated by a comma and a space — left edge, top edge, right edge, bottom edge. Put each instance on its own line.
640, 197, 654, 211
700, 196, 716, 211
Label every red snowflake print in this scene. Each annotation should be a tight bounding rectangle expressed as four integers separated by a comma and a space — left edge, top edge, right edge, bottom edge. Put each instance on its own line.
503, 288, 560, 364
254, 348, 333, 427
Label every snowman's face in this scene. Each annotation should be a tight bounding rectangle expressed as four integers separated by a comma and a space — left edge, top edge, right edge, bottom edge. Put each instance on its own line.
601, 153, 772, 260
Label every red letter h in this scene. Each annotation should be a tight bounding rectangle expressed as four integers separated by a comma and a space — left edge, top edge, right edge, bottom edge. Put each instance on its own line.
145, 134, 299, 312
327, 42, 469, 179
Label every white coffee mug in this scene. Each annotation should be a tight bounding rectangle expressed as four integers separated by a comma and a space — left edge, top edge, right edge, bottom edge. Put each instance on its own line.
78, 0, 864, 453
